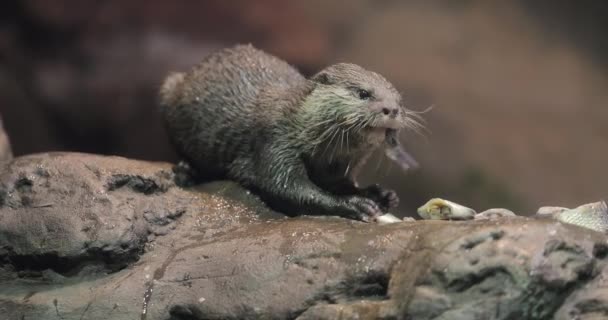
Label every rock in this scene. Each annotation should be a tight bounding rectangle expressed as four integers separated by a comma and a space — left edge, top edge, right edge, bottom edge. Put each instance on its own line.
417, 198, 476, 220
1, 153, 608, 319
555, 255, 608, 320
474, 208, 517, 220
375, 213, 403, 225
0, 153, 177, 279
0, 115, 11, 162
537, 206, 570, 216
536, 201, 608, 233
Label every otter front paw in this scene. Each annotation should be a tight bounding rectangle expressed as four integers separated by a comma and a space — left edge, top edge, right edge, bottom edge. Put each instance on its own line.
361, 184, 399, 212
342, 195, 383, 222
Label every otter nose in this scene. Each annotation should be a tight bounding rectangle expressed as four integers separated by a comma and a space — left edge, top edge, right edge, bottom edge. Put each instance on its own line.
381, 107, 399, 118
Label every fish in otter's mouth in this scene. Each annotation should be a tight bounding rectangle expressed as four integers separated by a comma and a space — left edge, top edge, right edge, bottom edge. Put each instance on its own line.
384, 128, 419, 172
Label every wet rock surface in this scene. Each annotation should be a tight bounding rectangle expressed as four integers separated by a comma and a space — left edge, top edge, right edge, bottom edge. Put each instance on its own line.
1, 153, 607, 319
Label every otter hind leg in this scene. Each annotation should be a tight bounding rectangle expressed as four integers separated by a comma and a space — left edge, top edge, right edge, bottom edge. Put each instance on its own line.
172, 160, 226, 187
172, 160, 201, 187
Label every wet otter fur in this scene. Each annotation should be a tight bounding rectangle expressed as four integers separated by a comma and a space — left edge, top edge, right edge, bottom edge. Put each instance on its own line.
160, 44, 419, 221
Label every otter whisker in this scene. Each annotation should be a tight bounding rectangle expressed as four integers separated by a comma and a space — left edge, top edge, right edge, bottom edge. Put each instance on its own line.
338, 129, 344, 156
403, 113, 425, 127
403, 117, 423, 131
341, 115, 364, 132
312, 123, 338, 155
354, 117, 372, 133
344, 160, 351, 177
316, 120, 342, 141
405, 104, 434, 115
306, 117, 337, 130
402, 116, 428, 137
336, 113, 361, 127
321, 125, 342, 159
345, 122, 362, 135
328, 129, 342, 163
369, 117, 382, 129
316, 126, 334, 141
404, 111, 428, 129
345, 130, 350, 155
404, 108, 428, 118
344, 122, 359, 134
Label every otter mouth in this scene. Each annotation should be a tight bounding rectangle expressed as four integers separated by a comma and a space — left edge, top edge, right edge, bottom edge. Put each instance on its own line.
365, 123, 401, 131
361, 127, 391, 145
365, 127, 390, 133
365, 118, 402, 130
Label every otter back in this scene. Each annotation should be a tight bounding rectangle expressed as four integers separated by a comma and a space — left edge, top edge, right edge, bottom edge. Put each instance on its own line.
159, 45, 305, 176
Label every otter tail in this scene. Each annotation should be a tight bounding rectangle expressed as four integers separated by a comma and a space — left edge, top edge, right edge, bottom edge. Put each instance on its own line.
159, 72, 186, 110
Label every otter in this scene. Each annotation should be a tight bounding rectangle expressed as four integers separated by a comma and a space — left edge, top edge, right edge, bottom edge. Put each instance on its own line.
160, 44, 420, 221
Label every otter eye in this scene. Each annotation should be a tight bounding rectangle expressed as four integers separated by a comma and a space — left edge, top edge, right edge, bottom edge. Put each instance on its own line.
357, 89, 371, 100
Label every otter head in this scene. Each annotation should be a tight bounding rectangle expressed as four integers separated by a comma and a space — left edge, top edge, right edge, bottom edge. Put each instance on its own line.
304, 63, 413, 150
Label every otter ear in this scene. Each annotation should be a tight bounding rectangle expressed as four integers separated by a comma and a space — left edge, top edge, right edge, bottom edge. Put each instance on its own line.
312, 72, 333, 85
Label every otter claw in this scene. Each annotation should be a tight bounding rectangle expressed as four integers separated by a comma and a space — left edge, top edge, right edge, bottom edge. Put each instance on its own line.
344, 196, 383, 222
362, 184, 399, 212
382, 190, 399, 209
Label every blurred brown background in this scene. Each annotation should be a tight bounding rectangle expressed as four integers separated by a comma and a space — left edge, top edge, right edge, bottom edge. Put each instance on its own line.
1, 0, 607, 216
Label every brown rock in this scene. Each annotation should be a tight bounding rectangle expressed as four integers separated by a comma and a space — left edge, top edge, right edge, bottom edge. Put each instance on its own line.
555, 256, 608, 320
0, 153, 607, 319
